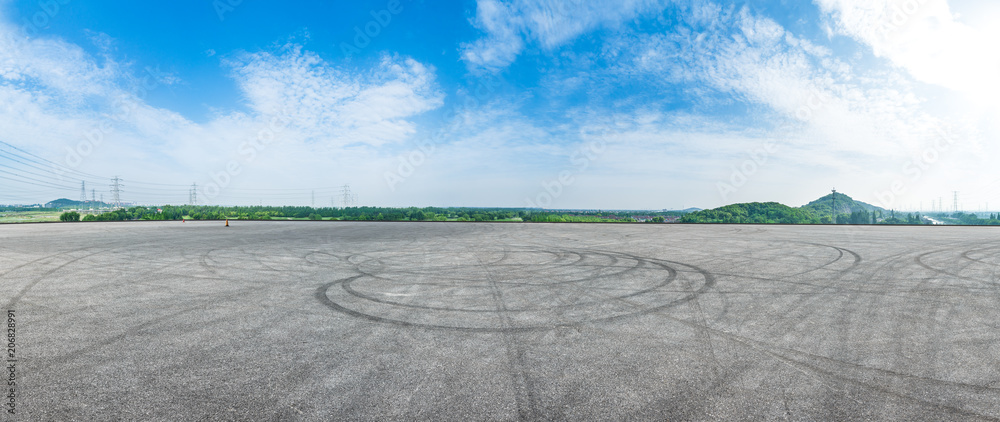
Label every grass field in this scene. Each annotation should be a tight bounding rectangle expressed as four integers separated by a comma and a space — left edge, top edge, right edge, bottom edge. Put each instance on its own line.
0, 210, 62, 223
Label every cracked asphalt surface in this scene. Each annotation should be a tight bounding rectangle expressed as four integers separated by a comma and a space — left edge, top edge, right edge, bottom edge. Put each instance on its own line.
2, 221, 999, 420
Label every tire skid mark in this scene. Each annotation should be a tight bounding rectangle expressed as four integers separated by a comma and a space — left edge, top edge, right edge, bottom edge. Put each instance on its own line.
915, 250, 997, 287
755, 244, 865, 333
0, 247, 95, 279
577, 279, 1000, 420
961, 245, 1000, 269
346, 248, 637, 290
3, 248, 111, 309
335, 258, 678, 314
4, 231, 256, 308
32, 286, 264, 372
317, 249, 713, 332
473, 248, 541, 421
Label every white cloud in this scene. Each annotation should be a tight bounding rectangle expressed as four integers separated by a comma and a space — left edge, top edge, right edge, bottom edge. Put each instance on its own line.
428, 1, 994, 209
460, 0, 525, 71
0, 30, 121, 102
0, 14, 444, 205
226, 45, 443, 148
815, 0, 1000, 103
584, 2, 989, 208
461, 0, 668, 71
609, 6, 938, 156
2, 1, 997, 210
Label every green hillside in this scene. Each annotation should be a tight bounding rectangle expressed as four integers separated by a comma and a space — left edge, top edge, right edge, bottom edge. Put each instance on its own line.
801, 192, 886, 216
679, 202, 820, 224
44, 198, 82, 208
680, 192, 914, 225
44, 198, 109, 209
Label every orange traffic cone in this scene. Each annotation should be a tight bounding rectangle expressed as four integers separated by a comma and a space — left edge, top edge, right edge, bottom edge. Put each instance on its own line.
225, 219, 229, 227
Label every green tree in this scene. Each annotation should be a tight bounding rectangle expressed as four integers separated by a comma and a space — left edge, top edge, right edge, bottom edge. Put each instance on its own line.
59, 211, 81, 222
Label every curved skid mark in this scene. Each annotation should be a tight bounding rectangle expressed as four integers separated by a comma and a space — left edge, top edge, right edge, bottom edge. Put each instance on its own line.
316, 249, 714, 332
752, 244, 867, 333
0, 248, 94, 279
337, 258, 679, 313
658, 312, 1000, 420
787, 242, 862, 277
315, 277, 550, 333
4, 248, 110, 309
915, 250, 996, 287
961, 247, 1000, 271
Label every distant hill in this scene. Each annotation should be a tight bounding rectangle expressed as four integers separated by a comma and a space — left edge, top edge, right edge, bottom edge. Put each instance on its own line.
680, 202, 820, 224
680, 192, 895, 224
800, 192, 886, 216
45, 198, 108, 209
45, 198, 81, 208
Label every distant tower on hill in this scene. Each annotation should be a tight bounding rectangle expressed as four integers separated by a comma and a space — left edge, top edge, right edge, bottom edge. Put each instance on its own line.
831, 188, 837, 220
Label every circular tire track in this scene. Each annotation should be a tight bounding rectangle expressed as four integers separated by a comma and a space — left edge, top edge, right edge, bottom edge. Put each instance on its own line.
317, 247, 714, 332
915, 249, 997, 286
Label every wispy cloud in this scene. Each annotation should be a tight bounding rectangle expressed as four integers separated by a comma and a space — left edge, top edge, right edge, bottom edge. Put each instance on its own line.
461, 0, 668, 72
226, 45, 443, 148
0, 14, 444, 204
456, 1, 986, 207
2, 1, 997, 209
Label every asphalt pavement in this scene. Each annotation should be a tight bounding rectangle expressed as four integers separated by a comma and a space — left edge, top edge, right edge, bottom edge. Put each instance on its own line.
1, 221, 998, 420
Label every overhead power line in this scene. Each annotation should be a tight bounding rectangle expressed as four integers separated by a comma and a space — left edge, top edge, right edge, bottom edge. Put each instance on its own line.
1, 140, 364, 205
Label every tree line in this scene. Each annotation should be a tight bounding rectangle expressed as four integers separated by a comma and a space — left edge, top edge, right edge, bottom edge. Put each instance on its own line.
58, 204, 999, 226
58, 206, 686, 223
68, 206, 531, 222
679, 202, 934, 225
933, 212, 1000, 225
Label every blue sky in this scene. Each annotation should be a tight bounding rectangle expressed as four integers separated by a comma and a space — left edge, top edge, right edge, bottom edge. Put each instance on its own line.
1, 0, 998, 210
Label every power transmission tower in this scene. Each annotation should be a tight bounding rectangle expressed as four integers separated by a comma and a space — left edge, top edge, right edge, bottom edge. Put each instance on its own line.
110, 176, 124, 209
953, 191, 959, 213
80, 181, 87, 202
341, 185, 353, 208
91, 189, 96, 202
189, 183, 198, 205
